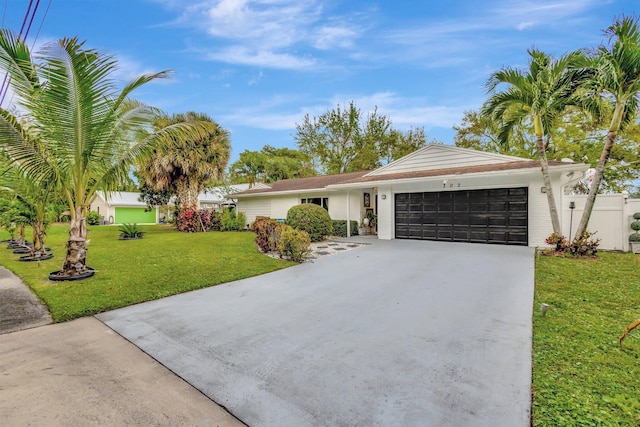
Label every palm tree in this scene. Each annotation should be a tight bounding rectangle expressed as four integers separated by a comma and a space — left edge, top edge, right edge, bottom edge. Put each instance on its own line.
0, 168, 55, 257
574, 16, 640, 239
482, 49, 596, 235
0, 31, 214, 278
136, 111, 231, 212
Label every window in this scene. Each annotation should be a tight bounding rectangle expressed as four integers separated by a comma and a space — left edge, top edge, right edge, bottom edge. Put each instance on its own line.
301, 197, 329, 210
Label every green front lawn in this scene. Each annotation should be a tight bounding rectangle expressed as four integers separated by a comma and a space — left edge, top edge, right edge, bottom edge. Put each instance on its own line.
0, 224, 294, 321
533, 252, 640, 425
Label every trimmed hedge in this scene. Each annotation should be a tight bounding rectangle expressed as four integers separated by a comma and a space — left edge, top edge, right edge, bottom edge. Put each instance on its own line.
286, 204, 332, 242
331, 220, 359, 237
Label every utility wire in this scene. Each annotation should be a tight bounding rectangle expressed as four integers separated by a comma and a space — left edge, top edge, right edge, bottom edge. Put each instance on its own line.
0, 0, 44, 107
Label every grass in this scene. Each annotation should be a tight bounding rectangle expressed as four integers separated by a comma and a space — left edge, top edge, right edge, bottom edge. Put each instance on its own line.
533, 252, 640, 426
0, 224, 295, 322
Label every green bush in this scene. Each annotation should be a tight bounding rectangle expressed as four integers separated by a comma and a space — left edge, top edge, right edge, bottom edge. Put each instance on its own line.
236, 211, 247, 230
278, 225, 311, 262
86, 210, 101, 225
331, 220, 359, 237
286, 204, 332, 242
221, 208, 244, 231
634, 212, 640, 220
252, 217, 283, 252
118, 223, 144, 239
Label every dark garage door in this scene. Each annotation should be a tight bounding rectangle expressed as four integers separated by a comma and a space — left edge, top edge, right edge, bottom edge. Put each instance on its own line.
395, 188, 528, 245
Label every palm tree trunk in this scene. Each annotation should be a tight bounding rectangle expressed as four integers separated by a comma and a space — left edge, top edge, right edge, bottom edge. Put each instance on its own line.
61, 205, 88, 275
575, 129, 617, 239
537, 135, 562, 235
31, 222, 45, 254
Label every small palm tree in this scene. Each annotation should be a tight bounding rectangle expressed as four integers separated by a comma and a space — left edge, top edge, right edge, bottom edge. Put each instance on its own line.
574, 16, 640, 239
482, 49, 597, 235
0, 31, 214, 278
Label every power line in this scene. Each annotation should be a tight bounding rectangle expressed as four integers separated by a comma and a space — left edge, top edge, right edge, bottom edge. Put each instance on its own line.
31, 0, 53, 50
0, 0, 47, 107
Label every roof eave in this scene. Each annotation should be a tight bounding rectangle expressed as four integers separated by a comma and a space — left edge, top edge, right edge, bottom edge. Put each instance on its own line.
328, 163, 589, 190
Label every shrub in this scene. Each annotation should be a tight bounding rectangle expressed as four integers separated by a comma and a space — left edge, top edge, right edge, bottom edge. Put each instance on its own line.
634, 212, 640, 220
236, 211, 247, 230
331, 220, 359, 237
545, 232, 568, 252
278, 225, 311, 262
175, 209, 222, 232
220, 208, 238, 231
252, 217, 283, 252
176, 209, 199, 232
119, 223, 144, 239
286, 204, 332, 242
567, 231, 600, 257
86, 210, 101, 225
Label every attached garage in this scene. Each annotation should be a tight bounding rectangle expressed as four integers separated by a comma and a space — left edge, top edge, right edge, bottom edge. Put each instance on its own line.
394, 188, 528, 245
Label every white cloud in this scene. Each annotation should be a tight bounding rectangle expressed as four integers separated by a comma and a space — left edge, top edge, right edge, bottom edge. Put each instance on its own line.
154, 0, 364, 69
217, 91, 466, 132
248, 70, 264, 85
206, 46, 317, 69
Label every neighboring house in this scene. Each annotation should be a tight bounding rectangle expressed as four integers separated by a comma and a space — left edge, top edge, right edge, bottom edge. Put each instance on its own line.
198, 183, 270, 210
91, 191, 158, 225
235, 144, 588, 248
92, 184, 268, 224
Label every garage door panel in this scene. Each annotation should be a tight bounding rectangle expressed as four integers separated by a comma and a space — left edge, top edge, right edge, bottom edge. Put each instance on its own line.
395, 188, 528, 246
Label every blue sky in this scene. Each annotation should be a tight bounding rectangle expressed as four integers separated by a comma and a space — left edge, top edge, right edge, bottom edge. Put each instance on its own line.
1, 0, 638, 163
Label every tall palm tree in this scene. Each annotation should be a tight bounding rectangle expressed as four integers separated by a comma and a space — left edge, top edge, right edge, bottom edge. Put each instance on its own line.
0, 30, 214, 278
575, 16, 640, 238
482, 49, 596, 235
137, 111, 231, 212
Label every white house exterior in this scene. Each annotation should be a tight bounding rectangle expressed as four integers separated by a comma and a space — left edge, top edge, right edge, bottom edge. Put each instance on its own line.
198, 183, 270, 210
235, 144, 590, 248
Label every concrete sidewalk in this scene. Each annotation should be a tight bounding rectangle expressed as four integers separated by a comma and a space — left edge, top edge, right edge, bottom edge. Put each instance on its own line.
0, 266, 51, 334
0, 317, 243, 427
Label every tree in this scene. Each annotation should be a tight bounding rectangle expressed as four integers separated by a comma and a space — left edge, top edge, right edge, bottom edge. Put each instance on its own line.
454, 108, 640, 192
0, 165, 56, 256
136, 112, 231, 212
294, 102, 429, 174
379, 127, 429, 164
575, 16, 640, 238
0, 31, 214, 278
295, 102, 392, 174
228, 145, 316, 184
482, 49, 596, 235
453, 110, 537, 158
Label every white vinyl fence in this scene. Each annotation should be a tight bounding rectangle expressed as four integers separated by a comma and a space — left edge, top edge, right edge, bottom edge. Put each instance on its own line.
561, 194, 640, 252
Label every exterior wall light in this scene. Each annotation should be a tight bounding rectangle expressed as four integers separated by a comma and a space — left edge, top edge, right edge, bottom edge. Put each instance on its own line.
381, 194, 387, 200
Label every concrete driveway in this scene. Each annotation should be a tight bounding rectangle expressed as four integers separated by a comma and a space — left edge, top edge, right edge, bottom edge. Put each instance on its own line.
98, 239, 535, 427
